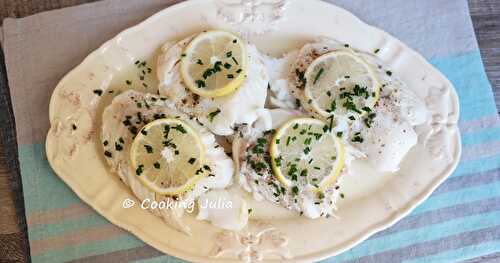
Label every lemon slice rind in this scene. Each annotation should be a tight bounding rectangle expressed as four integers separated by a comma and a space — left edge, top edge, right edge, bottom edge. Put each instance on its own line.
130, 118, 206, 195
180, 30, 248, 98
270, 117, 345, 191
304, 50, 381, 118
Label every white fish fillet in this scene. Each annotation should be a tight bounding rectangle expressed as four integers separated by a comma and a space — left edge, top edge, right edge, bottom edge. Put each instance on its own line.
157, 36, 269, 136
288, 39, 429, 173
101, 90, 234, 234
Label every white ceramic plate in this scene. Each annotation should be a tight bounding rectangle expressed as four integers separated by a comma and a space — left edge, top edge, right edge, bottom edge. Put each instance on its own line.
46, 0, 461, 262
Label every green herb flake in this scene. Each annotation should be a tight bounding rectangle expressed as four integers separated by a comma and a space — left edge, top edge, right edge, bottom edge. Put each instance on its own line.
208, 109, 221, 122
231, 57, 239, 65
144, 145, 153, 153
115, 143, 123, 151
313, 68, 325, 85
195, 80, 206, 88
136, 164, 144, 176
351, 135, 364, 143
173, 124, 187, 134
93, 89, 103, 96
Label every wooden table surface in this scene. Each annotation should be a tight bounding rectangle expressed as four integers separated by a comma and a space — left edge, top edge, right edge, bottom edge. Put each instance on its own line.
0, 0, 499, 262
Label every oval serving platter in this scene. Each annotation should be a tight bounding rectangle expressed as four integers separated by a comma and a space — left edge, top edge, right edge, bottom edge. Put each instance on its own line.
46, 0, 461, 262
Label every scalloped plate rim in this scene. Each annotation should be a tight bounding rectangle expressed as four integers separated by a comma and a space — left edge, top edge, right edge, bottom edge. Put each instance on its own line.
46, 0, 462, 262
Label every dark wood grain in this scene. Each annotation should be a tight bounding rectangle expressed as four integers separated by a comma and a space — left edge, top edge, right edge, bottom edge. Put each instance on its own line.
0, 1, 498, 262
469, 0, 500, 113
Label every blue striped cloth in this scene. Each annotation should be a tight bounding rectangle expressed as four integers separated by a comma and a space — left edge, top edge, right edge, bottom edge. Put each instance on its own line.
3, 0, 499, 262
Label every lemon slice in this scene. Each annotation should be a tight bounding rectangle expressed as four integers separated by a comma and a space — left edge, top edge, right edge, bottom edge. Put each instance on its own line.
130, 118, 206, 195
180, 30, 247, 98
270, 118, 345, 191
304, 50, 381, 119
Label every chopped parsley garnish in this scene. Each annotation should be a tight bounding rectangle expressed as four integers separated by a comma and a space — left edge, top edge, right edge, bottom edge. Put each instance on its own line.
327, 115, 334, 132
173, 124, 187, 134
386, 70, 392, 76
140, 129, 148, 136
223, 63, 232, 69
136, 164, 144, 176
208, 109, 221, 122
195, 80, 206, 88
226, 51, 232, 58
374, 48, 380, 54
292, 186, 299, 195
103, 140, 109, 146
313, 68, 325, 85
115, 143, 123, 151
196, 59, 203, 65
144, 145, 153, 153
328, 100, 336, 113
343, 99, 361, 113
104, 151, 112, 158
351, 135, 364, 143
188, 158, 196, 164
336, 131, 343, 138
227, 74, 234, 79
126, 80, 132, 85
72, 124, 77, 130
231, 57, 239, 65
303, 147, 311, 155
153, 162, 161, 169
